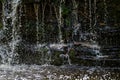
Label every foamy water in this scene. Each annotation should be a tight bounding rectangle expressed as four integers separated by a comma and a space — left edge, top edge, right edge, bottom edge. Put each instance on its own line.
0, 64, 119, 80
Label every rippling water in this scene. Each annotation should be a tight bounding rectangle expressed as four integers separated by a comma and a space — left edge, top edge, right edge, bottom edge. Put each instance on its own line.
0, 64, 119, 80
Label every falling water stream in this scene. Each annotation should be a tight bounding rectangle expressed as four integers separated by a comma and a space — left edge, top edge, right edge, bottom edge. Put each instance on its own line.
9, 0, 21, 64
58, 0, 63, 43
34, 4, 39, 45
89, 0, 92, 31
1, 0, 21, 64
103, 0, 108, 25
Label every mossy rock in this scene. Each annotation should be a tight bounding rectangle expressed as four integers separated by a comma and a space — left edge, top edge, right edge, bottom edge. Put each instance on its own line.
0, 0, 3, 2
51, 51, 63, 66
0, 22, 3, 29
22, 0, 41, 3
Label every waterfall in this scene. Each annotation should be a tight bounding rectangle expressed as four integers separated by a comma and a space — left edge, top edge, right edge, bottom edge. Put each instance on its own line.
0, 0, 12, 64
0, 0, 117, 67
9, 0, 21, 64
1, 0, 21, 64
88, 0, 102, 57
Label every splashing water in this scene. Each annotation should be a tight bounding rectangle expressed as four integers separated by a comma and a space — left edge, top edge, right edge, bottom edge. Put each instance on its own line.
0, 64, 119, 80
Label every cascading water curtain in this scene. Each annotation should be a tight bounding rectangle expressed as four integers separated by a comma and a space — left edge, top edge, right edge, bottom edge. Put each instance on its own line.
2, 0, 21, 64
9, 0, 21, 64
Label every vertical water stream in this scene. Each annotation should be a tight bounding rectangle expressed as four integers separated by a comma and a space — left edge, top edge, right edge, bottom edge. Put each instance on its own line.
58, 0, 63, 43
9, 0, 21, 64
1, 0, 21, 64
89, 0, 92, 32
34, 4, 39, 45
103, 0, 108, 25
